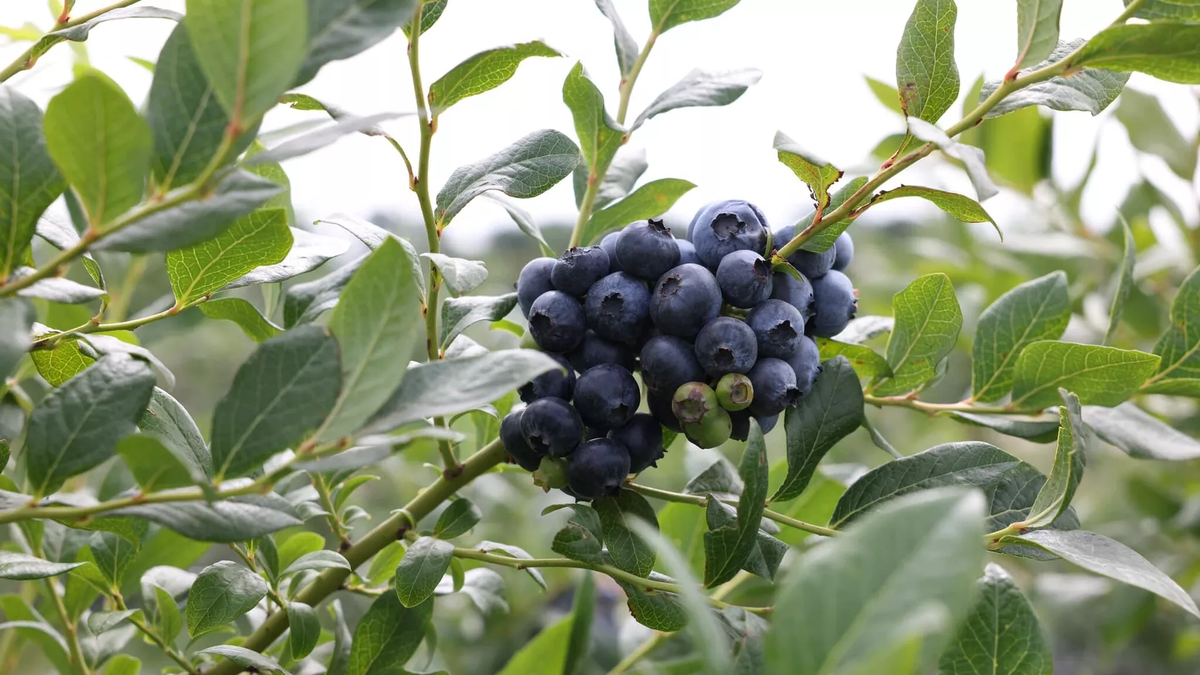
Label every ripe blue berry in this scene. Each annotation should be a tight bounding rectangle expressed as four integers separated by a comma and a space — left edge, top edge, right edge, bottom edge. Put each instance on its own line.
689, 200, 770, 269
771, 271, 815, 319
640, 335, 706, 395
784, 335, 822, 397
616, 219, 681, 281
747, 357, 800, 416
501, 407, 541, 471
808, 270, 857, 338
609, 413, 665, 473
716, 250, 773, 308
520, 397, 584, 458
573, 364, 640, 430
566, 438, 631, 499
832, 232, 854, 271
676, 238, 701, 266
649, 263, 722, 339
528, 291, 587, 352
695, 317, 758, 377
517, 257, 555, 318
783, 247, 836, 283
584, 272, 650, 345
552, 246, 611, 296
600, 231, 623, 273
647, 388, 683, 432
569, 331, 636, 372
746, 299, 805, 358
519, 352, 575, 403
730, 410, 778, 441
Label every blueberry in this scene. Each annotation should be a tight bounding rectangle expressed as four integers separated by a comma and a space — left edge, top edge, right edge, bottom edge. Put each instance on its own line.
808, 270, 857, 338
694, 317, 758, 377
676, 238, 701, 266
784, 335, 822, 397
528, 291, 587, 352
585, 272, 650, 345
566, 438, 631, 499
573, 364, 640, 430
771, 271, 815, 319
647, 388, 683, 432
569, 331, 636, 372
600, 231, 624, 272
519, 352, 575, 403
689, 200, 770, 269
517, 257, 556, 318
672, 381, 720, 426
776, 226, 836, 279
729, 410, 778, 442
746, 299, 804, 359
501, 407, 541, 471
832, 232, 854, 271
716, 250, 773, 308
682, 406, 732, 449
616, 219, 681, 281
640, 335, 706, 394
649, 264, 722, 340
716, 372, 753, 412
746, 358, 800, 417
519, 397, 583, 458
552, 246, 611, 296
609, 413, 665, 473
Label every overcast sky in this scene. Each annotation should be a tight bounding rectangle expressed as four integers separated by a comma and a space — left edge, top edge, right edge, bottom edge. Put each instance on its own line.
3, 0, 1198, 257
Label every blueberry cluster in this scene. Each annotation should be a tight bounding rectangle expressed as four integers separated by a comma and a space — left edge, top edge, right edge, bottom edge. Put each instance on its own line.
501, 200, 858, 500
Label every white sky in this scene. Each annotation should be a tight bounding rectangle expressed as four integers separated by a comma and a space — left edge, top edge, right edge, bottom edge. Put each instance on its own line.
3, 0, 1198, 257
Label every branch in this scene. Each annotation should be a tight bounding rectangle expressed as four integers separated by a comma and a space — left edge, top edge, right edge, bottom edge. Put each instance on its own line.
862, 394, 1044, 417
626, 483, 839, 538
202, 439, 510, 675
31, 541, 91, 675
0, 0, 141, 82
113, 594, 200, 675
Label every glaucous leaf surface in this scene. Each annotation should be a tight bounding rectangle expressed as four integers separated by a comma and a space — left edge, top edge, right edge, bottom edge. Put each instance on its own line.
429, 41, 560, 114
112, 495, 302, 542
28, 7, 180, 66
282, 550, 350, 576
1014, 0, 1062, 69
34, 215, 103, 287
1024, 390, 1086, 529
283, 254, 366, 327
907, 117, 998, 201
574, 146, 648, 210
199, 645, 287, 675
1084, 403, 1200, 461
10, 269, 105, 304
186, 560, 269, 638
0, 551, 84, 580
937, 564, 1052, 675
396, 536, 454, 607
595, 489, 658, 578
1010, 341, 1159, 409
224, 228, 349, 290
421, 253, 487, 296
1115, 88, 1197, 179
983, 40, 1129, 117
873, 273, 963, 396
703, 421, 768, 586
346, 593, 432, 675
895, 0, 960, 123
1124, 0, 1200, 20
946, 411, 1059, 443
1074, 22, 1200, 84
246, 113, 406, 166
632, 68, 762, 130
0, 87, 63, 279
0, 298, 32, 381
774, 357, 863, 502
483, 194, 554, 256
139, 387, 213, 482
594, 0, 639, 77
581, 178, 695, 245
200, 298, 283, 342
167, 208, 292, 304
972, 272, 1070, 402
298, 0, 419, 85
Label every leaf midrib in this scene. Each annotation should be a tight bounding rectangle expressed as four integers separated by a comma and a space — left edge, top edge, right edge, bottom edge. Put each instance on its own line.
975, 279, 1065, 400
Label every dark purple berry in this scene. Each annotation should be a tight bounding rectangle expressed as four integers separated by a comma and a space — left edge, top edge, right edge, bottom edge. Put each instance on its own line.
566, 438, 631, 499
694, 317, 758, 377
573, 364, 640, 430
552, 246, 610, 296
746, 299, 805, 358
616, 219, 681, 281
585, 272, 650, 345
609, 413, 665, 473
649, 264, 722, 340
517, 257, 555, 318
528, 291, 586, 352
716, 250, 773, 308
519, 352, 575, 403
519, 397, 583, 458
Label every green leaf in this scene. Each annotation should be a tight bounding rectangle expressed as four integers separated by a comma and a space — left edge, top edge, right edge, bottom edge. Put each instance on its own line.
421, 253, 487, 296
864, 75, 903, 114
320, 238, 422, 441
872, 273, 962, 396
632, 68, 761, 130
649, 0, 741, 34
1116, 88, 1197, 179
1014, 0, 1062, 69
346, 593, 432, 675
30, 337, 91, 386
28, 7, 179, 66
10, 269, 104, 304
0, 87, 63, 280
1145, 266, 1200, 396
581, 178, 696, 245
766, 488, 986, 675
367, 542, 408, 586
703, 422, 767, 586
113, 494, 301, 542
283, 550, 350, 577
276, 532, 325, 572
938, 563, 1052, 675
429, 41, 560, 115
327, 600, 353, 675
25, 355, 155, 497
184, 0, 308, 123
997, 529, 1200, 618
299, 0, 419, 85
0, 595, 71, 672
283, 255, 366, 327
199, 645, 288, 675
906, 117, 998, 201
210, 325, 342, 479
816, 339, 892, 379
774, 130, 841, 212
483, 194, 554, 257
1084, 402, 1200, 461
895, 0, 960, 122
200, 298, 283, 342
549, 504, 606, 565
1010, 341, 1159, 409
146, 23, 255, 191
616, 578, 686, 631
774, 357, 863, 502
972, 272, 1070, 402
88, 609, 139, 635
396, 536, 454, 608
139, 387, 213, 483
0, 551, 84, 580
563, 62, 622, 175
685, 458, 742, 495
88, 523, 148, 589
435, 129, 580, 226
117, 434, 197, 491
166, 208, 292, 304
983, 40, 1129, 117
594, 0, 639, 77
402, 0, 445, 38
497, 615, 574, 675
0, 298, 32, 381
564, 572, 595, 675
34, 216, 103, 287
286, 602, 320, 660
186, 560, 269, 638
870, 185, 1000, 240
945, 411, 1059, 443
366, 349, 560, 433
225, 228, 349, 289
43, 73, 150, 227
594, 489, 658, 578
795, 176, 870, 253
1124, 0, 1200, 20
1024, 390, 1086, 529
93, 170, 284, 253
435, 498, 481, 539
1073, 22, 1200, 85
830, 441, 1072, 532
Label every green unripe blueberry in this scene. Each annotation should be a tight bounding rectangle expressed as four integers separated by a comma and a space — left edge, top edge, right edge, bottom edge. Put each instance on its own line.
533, 456, 568, 492
683, 406, 732, 449
672, 381, 718, 425
519, 329, 540, 350
716, 373, 754, 411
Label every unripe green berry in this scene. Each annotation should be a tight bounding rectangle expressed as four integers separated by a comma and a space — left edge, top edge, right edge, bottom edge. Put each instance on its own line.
672, 381, 718, 425
716, 373, 754, 411
683, 407, 732, 449
533, 456, 568, 492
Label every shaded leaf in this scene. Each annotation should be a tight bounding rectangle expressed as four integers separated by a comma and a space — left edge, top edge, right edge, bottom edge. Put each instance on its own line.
946, 411, 1059, 443
816, 339, 892, 379
346, 593, 432, 675
199, 645, 288, 675
0, 87, 63, 279
774, 357, 863, 502
872, 273, 962, 396
138, 387, 212, 482
972, 272, 1070, 402
186, 560, 268, 638
595, 489, 657, 578
224, 228, 349, 289
117, 433, 197, 491
112, 495, 301, 542
474, 541, 546, 590
1010, 341, 1159, 409
0, 298, 32, 381
703, 421, 769, 586
1084, 402, 1200, 461
550, 504, 606, 565
282, 550, 350, 576
574, 146, 648, 211
1014, 0, 1062, 69
937, 563, 1052, 675
1115, 88, 1197, 179
435, 498, 481, 539
1145, 266, 1200, 396
246, 113, 407, 166
483, 194, 553, 256
440, 293, 519, 350
633, 68, 761, 130
395, 536, 454, 608
287, 602, 320, 660
594, 0, 639, 77
496, 615, 574, 675
298, 0, 420, 85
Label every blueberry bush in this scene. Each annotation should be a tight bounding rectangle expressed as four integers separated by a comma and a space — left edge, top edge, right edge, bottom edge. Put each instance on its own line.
2, 0, 1200, 673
